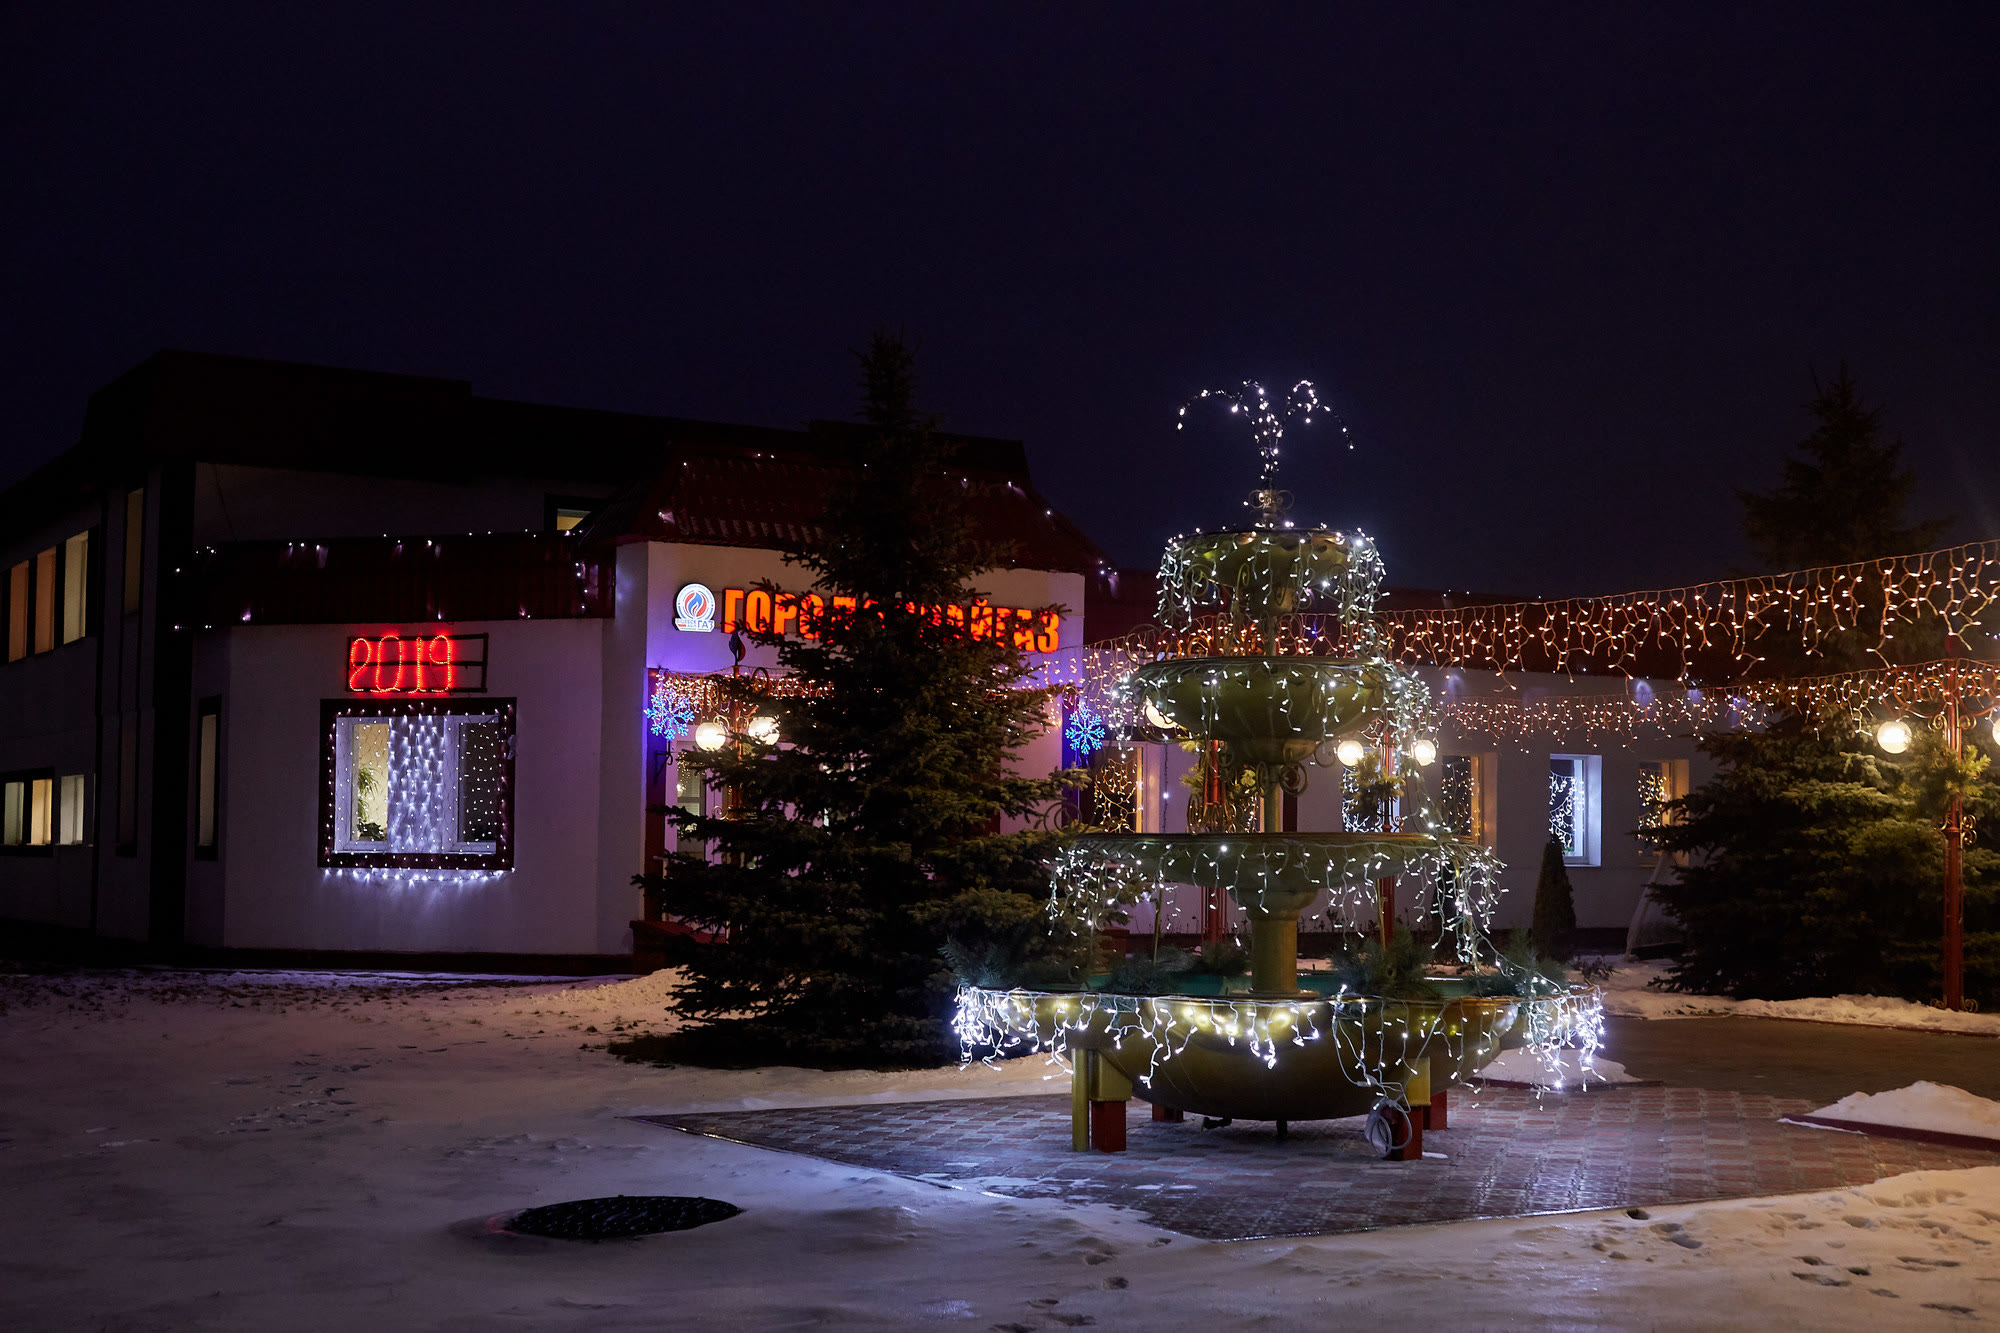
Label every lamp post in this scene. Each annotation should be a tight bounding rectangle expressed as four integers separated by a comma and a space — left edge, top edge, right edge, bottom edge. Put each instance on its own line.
1878, 642, 1997, 1012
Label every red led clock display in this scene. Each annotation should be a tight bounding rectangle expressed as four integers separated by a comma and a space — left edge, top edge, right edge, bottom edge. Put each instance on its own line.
345, 633, 489, 694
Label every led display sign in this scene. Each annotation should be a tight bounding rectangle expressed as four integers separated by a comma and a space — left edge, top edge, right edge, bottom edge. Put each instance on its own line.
678, 585, 1061, 651
346, 633, 489, 694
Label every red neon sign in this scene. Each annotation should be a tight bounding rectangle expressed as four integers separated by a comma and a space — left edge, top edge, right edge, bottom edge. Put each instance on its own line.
709, 588, 1061, 651
345, 633, 489, 694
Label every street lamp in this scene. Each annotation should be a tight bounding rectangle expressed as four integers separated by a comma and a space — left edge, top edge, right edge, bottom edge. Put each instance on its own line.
1875, 718, 1912, 754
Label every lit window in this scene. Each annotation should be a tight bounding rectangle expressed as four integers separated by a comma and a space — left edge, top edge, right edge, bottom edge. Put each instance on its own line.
33, 548, 56, 653
61, 531, 88, 645
1549, 755, 1602, 867
321, 700, 515, 869
28, 777, 53, 846
6, 561, 26, 662
553, 508, 593, 532
1635, 759, 1687, 856
1437, 754, 1480, 838
59, 775, 86, 845
2, 780, 21, 846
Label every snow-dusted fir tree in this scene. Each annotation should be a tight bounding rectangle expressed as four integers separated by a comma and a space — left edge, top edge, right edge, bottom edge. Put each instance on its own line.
637, 335, 1070, 1064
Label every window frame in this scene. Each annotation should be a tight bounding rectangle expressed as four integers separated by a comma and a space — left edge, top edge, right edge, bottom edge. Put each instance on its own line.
1549, 753, 1604, 867
58, 774, 88, 846
1, 768, 57, 855
195, 698, 221, 859
318, 698, 516, 870
6, 559, 27, 662
33, 547, 57, 653
61, 530, 89, 645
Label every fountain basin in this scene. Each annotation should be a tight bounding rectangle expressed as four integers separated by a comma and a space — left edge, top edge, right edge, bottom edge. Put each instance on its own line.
959, 986, 1599, 1122
1131, 658, 1399, 766
1054, 830, 1497, 918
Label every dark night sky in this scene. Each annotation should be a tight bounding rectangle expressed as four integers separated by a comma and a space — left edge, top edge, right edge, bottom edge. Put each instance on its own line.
3, 5, 1995, 595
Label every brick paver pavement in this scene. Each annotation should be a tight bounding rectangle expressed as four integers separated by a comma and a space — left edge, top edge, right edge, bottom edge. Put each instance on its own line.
634, 1086, 1999, 1240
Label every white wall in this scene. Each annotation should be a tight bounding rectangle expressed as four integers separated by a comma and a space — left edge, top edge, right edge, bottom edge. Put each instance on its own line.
198, 618, 610, 953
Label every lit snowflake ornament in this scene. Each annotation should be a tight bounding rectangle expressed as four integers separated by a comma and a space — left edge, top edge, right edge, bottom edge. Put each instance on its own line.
1065, 698, 1107, 758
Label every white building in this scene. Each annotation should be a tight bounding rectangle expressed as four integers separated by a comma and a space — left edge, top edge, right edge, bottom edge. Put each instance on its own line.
0, 352, 1100, 966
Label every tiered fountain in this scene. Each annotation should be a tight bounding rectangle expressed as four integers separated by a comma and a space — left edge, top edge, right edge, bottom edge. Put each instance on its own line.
957, 386, 1600, 1157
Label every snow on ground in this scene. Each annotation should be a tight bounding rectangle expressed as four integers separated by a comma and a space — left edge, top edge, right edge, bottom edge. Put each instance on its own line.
1591, 957, 2000, 1036
1479, 1047, 1639, 1087
3, 966, 1997, 1330
1808, 1082, 2000, 1142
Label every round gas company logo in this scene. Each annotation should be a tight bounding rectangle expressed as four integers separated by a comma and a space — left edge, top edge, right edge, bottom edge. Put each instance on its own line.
674, 582, 717, 632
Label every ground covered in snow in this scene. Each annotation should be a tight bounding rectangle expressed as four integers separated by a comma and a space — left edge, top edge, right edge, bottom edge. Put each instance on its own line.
1593, 958, 2000, 1037
3, 965, 1997, 1330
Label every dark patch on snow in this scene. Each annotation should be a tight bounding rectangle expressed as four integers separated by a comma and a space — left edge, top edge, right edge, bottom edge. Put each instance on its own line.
503, 1194, 740, 1240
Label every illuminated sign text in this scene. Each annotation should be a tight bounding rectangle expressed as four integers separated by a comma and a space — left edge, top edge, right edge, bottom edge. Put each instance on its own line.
345, 633, 490, 694
681, 587, 1061, 651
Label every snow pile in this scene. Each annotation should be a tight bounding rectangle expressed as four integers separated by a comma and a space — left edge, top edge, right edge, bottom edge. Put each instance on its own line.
1590, 958, 2000, 1035
1479, 1047, 1638, 1087
1807, 1082, 2000, 1142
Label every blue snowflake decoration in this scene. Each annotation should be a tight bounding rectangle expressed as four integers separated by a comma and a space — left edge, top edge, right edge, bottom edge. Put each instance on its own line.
647, 677, 696, 740
1064, 698, 1107, 758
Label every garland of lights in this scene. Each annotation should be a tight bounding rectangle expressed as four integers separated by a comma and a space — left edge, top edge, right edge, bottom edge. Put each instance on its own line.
955, 984, 1604, 1095
1381, 539, 2000, 677
1045, 832, 1502, 959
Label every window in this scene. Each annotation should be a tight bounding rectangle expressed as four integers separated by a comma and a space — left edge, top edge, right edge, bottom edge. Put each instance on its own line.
28, 778, 53, 845
1341, 762, 1397, 833
117, 714, 139, 852
124, 488, 145, 615
1635, 759, 1688, 856
59, 775, 87, 845
1549, 754, 1603, 867
6, 561, 25, 661
545, 494, 600, 533
62, 531, 89, 644
319, 699, 516, 869
195, 699, 220, 857
1437, 754, 1481, 839
5, 774, 57, 850
34, 547, 57, 653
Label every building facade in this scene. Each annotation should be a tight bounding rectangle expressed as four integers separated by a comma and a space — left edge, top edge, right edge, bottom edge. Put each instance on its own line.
0, 352, 1100, 961
1, 350, 1708, 963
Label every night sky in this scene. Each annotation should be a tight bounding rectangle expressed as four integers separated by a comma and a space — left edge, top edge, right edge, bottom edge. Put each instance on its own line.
4, 5, 1995, 596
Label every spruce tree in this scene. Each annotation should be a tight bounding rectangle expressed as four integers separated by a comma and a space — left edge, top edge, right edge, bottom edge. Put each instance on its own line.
636, 334, 1070, 1065
1530, 838, 1577, 963
1653, 717, 1997, 1005
1737, 364, 1949, 572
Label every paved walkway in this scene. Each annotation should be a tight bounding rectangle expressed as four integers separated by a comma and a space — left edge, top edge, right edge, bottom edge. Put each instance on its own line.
1605, 1015, 2000, 1103
637, 1084, 1999, 1241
